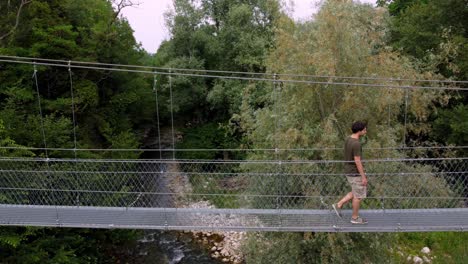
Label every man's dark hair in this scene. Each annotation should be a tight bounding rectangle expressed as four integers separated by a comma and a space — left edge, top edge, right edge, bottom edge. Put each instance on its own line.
351, 121, 367, 133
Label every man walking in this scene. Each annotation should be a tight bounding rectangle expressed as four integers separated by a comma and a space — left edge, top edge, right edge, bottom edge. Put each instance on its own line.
332, 121, 368, 224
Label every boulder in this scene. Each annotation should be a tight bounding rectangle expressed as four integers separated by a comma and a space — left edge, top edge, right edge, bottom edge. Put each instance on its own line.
422, 256, 431, 263
421, 247, 431, 254
413, 256, 423, 264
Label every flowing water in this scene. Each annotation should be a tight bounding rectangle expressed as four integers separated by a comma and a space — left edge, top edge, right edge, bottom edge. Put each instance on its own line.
135, 231, 221, 264
133, 129, 221, 264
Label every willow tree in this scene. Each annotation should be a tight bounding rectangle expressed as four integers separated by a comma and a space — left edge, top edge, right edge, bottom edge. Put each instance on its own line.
241, 0, 450, 159
241, 1, 457, 262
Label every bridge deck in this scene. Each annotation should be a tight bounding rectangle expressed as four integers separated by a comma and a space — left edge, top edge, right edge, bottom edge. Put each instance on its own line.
1, 205, 467, 232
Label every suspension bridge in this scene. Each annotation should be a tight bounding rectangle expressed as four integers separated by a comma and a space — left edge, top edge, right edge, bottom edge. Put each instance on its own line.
0, 56, 467, 232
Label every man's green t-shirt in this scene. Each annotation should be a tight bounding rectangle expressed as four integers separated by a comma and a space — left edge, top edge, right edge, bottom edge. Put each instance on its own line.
344, 137, 361, 176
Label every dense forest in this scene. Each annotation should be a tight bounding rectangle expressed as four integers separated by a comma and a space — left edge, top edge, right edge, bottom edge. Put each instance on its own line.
0, 0, 467, 263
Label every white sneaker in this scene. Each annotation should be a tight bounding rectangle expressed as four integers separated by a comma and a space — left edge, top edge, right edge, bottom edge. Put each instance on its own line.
332, 203, 342, 218
350, 216, 368, 224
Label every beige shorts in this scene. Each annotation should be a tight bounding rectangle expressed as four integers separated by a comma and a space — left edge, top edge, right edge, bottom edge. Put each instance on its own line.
346, 176, 367, 199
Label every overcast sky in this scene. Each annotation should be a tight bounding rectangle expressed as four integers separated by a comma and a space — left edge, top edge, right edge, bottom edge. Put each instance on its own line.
121, 0, 376, 53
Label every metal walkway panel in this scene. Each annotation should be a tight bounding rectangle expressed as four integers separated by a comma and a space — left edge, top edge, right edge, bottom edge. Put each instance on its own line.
1, 205, 467, 232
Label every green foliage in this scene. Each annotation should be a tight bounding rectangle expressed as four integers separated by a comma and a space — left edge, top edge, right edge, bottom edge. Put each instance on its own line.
0, 0, 152, 155
161, 57, 208, 116
244, 233, 302, 263
245, 231, 467, 264
0, 0, 150, 262
240, 0, 466, 262
0, 227, 141, 264
0, 234, 22, 248
31, 25, 80, 58
243, 0, 445, 155
388, 0, 468, 80
245, 232, 392, 264
378, 0, 427, 16
394, 232, 468, 263
0, 118, 35, 157
72, 79, 100, 111
157, 0, 281, 120
176, 122, 240, 160
374, 1, 467, 151
0, 111, 75, 156
207, 79, 246, 116
176, 122, 244, 207
432, 104, 468, 148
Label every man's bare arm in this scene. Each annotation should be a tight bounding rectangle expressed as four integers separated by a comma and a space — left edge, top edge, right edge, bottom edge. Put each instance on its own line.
354, 156, 368, 186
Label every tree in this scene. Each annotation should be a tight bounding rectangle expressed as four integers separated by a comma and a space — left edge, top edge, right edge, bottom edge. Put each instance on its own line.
240, 0, 459, 261
432, 104, 468, 149
386, 0, 468, 80
0, 0, 152, 155
157, 0, 281, 121
377, 0, 426, 16
0, 0, 148, 262
384, 0, 468, 149
241, 0, 447, 157
0, 0, 32, 42
244, 232, 392, 264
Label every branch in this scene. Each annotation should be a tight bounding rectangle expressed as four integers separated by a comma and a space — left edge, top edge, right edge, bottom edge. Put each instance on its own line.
0, 0, 32, 41
112, 0, 140, 20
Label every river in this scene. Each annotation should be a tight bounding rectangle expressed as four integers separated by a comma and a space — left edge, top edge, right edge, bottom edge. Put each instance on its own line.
134, 231, 221, 264
133, 130, 222, 264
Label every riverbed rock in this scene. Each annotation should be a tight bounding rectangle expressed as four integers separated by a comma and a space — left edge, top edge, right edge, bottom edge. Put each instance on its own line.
221, 248, 229, 256
421, 247, 431, 254
413, 256, 423, 264
181, 200, 257, 263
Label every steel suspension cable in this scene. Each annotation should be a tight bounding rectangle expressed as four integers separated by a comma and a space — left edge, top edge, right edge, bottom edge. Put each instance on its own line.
3, 55, 468, 84
153, 73, 162, 159
403, 87, 409, 148
0, 146, 466, 153
0, 153, 456, 162
273, 73, 285, 223
273, 74, 279, 210
32, 64, 55, 205
399, 82, 407, 223
169, 69, 175, 160
2, 58, 467, 91
67, 61, 80, 205
68, 61, 78, 159
32, 64, 48, 159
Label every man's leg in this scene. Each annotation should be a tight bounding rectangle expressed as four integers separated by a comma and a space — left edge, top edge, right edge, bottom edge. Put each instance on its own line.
332, 192, 353, 218
349, 177, 367, 224
337, 192, 353, 208
352, 197, 361, 219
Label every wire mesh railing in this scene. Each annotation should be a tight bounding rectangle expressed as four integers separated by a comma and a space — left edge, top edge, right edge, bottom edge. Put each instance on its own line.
1, 157, 466, 210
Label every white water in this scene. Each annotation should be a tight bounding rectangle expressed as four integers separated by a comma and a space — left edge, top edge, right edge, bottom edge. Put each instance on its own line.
137, 231, 220, 264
